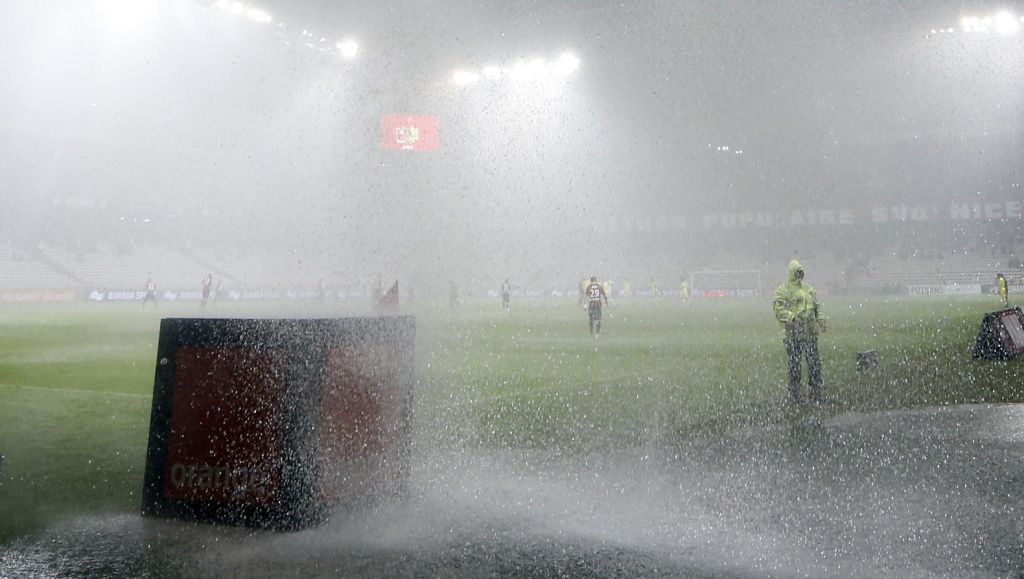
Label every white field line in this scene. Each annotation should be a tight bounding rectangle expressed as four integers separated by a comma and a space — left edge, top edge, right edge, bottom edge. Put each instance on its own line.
0, 383, 150, 399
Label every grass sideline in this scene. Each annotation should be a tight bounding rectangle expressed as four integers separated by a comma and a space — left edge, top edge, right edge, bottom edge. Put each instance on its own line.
1, 296, 1022, 542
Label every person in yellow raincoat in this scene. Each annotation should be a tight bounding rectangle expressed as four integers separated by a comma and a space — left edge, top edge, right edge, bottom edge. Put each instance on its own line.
997, 273, 1009, 307
773, 260, 826, 404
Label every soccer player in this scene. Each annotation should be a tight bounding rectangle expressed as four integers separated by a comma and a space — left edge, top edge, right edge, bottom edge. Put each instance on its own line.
201, 273, 212, 308
680, 279, 689, 302
997, 273, 1009, 307
501, 278, 512, 311
584, 276, 609, 337
773, 260, 826, 404
142, 276, 157, 308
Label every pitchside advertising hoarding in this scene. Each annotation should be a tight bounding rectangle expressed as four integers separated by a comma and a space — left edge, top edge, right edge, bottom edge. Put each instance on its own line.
907, 284, 983, 296
142, 316, 415, 529
87, 288, 373, 303
0, 289, 76, 303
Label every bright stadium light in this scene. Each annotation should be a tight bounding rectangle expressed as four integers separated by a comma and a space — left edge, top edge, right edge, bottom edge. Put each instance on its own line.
337, 39, 359, 59
452, 52, 580, 86
245, 7, 272, 24
552, 52, 580, 77
97, 0, 160, 30
953, 11, 1021, 35
993, 11, 1020, 35
507, 61, 530, 82
508, 58, 549, 82
229, 1, 245, 15
529, 58, 549, 78
453, 69, 480, 86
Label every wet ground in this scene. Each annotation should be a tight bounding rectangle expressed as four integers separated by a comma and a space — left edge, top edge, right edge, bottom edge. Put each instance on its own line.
3, 404, 1024, 578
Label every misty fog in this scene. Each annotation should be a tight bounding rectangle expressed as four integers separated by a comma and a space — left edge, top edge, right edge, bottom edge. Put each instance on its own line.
2, 1, 1024, 577
2, 0, 1019, 297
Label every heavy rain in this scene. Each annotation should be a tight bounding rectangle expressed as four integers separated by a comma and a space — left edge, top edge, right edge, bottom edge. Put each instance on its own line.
1, 0, 1023, 577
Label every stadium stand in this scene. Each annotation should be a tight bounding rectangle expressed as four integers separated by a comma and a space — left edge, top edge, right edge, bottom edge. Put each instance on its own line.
37, 243, 210, 290
191, 248, 334, 290
4, 237, 1022, 301
0, 244, 76, 289
853, 252, 1014, 290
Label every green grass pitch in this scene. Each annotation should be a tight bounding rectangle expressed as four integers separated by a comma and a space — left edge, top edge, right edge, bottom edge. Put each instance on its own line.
1, 296, 1022, 542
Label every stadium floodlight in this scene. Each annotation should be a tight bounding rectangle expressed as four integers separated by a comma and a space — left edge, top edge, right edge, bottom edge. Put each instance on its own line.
961, 15, 990, 33
507, 61, 530, 82
453, 69, 481, 86
337, 39, 359, 59
993, 11, 1020, 35
229, 1, 244, 15
957, 11, 1020, 35
529, 58, 549, 78
245, 7, 272, 24
97, 0, 161, 29
552, 52, 580, 77
452, 51, 580, 86
508, 58, 549, 82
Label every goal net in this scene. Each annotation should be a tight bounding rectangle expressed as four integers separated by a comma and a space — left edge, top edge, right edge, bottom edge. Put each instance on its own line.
688, 270, 762, 298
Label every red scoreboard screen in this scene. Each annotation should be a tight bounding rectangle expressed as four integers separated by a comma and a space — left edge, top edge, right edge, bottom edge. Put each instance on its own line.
380, 114, 439, 151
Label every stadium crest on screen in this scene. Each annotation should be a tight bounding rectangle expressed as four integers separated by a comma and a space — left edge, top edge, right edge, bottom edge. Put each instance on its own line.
380, 114, 439, 151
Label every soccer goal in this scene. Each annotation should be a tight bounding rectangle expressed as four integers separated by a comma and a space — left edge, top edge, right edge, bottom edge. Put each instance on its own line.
688, 270, 762, 298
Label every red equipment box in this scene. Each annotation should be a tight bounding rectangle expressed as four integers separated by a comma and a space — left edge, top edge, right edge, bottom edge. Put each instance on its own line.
973, 308, 1024, 361
141, 317, 415, 529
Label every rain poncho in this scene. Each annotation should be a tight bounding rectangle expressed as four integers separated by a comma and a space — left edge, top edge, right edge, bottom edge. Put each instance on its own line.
772, 260, 822, 337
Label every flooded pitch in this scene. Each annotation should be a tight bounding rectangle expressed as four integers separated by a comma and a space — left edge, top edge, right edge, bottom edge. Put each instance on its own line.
3, 404, 1024, 578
